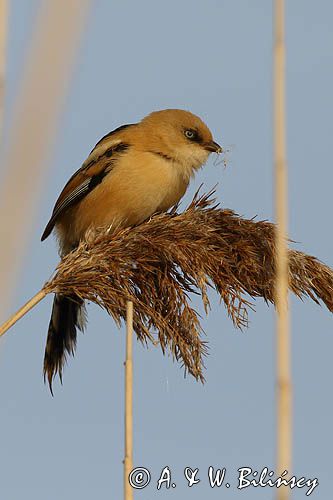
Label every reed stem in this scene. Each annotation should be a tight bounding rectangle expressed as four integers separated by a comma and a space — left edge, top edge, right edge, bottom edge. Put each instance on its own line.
0, 289, 47, 337
274, 1, 292, 498
124, 300, 134, 500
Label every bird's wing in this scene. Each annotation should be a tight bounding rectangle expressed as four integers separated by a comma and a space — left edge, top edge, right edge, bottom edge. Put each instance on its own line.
41, 124, 134, 241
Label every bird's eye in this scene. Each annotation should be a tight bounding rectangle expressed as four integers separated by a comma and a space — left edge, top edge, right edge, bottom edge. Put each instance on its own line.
184, 129, 197, 140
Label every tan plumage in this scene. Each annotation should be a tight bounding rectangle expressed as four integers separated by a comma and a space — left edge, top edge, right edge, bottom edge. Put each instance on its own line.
41, 108, 221, 392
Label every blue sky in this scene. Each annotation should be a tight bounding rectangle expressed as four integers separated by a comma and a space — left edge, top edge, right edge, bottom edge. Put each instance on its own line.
1, 1, 332, 498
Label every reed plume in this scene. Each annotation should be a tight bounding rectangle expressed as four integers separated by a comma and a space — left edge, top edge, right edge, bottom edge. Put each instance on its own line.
33, 190, 333, 381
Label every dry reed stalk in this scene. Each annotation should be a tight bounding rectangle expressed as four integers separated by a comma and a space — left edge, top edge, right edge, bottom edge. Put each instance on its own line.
0, 0, 7, 145
0, 289, 46, 337
274, 0, 291, 497
1, 192, 332, 381
0, 0, 91, 322
124, 301, 134, 500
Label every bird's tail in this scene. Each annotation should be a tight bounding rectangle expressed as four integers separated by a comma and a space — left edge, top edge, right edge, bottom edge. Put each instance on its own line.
43, 293, 86, 394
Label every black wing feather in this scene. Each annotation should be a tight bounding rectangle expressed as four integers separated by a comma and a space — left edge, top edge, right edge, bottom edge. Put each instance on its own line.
41, 134, 131, 241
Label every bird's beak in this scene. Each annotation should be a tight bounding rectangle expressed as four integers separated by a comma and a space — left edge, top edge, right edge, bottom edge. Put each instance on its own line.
204, 140, 223, 154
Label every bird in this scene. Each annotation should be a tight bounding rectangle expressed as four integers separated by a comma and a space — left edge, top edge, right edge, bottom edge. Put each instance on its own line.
41, 108, 222, 392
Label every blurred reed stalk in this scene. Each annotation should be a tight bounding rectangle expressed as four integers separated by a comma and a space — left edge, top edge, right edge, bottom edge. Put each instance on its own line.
0, 0, 91, 322
124, 301, 134, 500
274, 0, 292, 498
0, 0, 7, 145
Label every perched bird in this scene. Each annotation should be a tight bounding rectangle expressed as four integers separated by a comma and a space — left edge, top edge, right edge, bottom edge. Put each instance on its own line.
41, 108, 222, 392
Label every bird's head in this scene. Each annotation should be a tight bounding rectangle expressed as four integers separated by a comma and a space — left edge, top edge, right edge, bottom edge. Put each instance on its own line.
139, 109, 222, 178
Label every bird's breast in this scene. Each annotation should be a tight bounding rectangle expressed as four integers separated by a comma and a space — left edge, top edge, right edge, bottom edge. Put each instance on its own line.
56, 150, 189, 250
